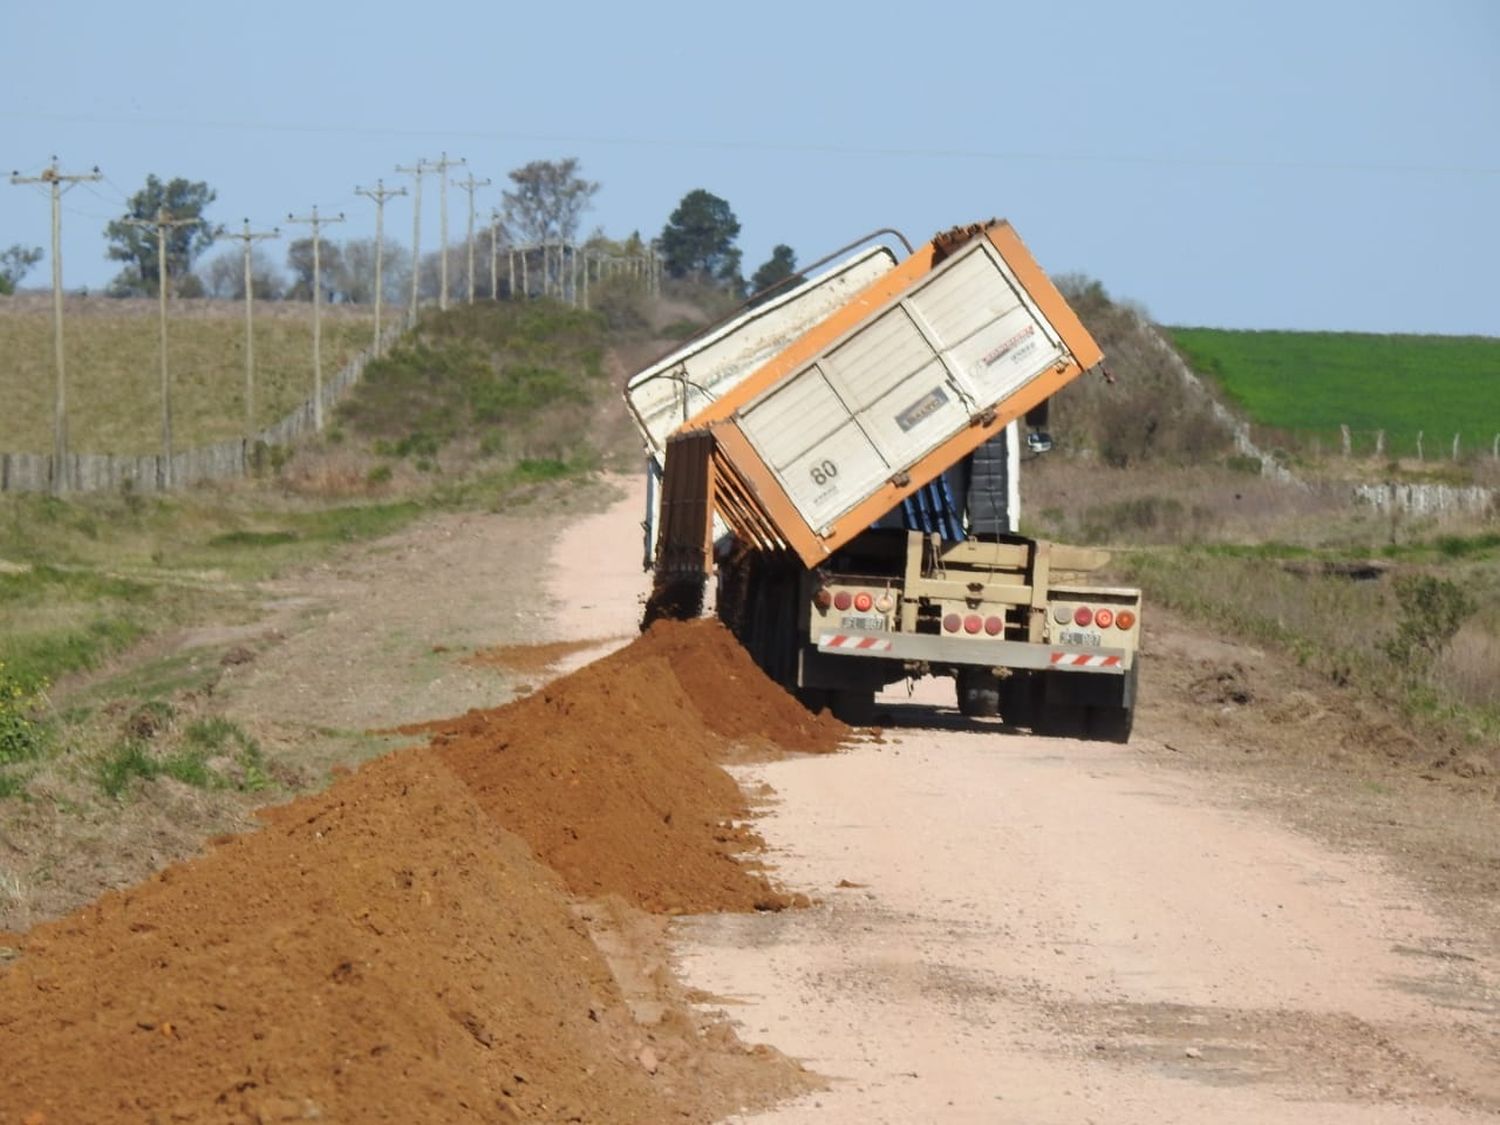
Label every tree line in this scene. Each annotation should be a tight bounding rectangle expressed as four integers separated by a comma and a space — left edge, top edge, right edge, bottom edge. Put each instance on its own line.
2, 163, 803, 305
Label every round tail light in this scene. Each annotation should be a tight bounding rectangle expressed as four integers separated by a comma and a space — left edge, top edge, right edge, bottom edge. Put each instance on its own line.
813, 587, 833, 610
984, 615, 1004, 636
963, 614, 983, 635
853, 592, 873, 613
1115, 609, 1137, 631
943, 613, 962, 633
1073, 606, 1094, 627
833, 591, 853, 611
875, 593, 894, 614
1094, 608, 1114, 629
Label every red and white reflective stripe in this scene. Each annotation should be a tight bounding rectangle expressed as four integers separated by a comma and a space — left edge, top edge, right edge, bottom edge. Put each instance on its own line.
1050, 652, 1121, 667
819, 633, 893, 652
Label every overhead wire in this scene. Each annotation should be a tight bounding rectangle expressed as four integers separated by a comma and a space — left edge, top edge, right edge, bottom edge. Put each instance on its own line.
4, 109, 1498, 179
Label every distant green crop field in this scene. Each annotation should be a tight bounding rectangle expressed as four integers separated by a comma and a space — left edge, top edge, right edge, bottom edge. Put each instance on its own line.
1166, 328, 1500, 457
0, 296, 375, 455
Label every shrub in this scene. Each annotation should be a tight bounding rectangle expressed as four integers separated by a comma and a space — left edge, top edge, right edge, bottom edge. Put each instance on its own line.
0, 662, 48, 766
1381, 574, 1477, 678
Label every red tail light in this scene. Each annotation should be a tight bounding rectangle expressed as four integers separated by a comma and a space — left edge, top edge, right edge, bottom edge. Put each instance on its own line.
813, 588, 833, 610
1116, 609, 1137, 631
1094, 607, 1114, 629
943, 613, 962, 633
984, 615, 1004, 636
853, 592, 873, 613
963, 614, 983, 635
833, 591, 853, 611
1073, 606, 1093, 627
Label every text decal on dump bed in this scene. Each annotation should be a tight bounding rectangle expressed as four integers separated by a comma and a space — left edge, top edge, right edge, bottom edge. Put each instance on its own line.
894, 386, 950, 433
978, 322, 1037, 369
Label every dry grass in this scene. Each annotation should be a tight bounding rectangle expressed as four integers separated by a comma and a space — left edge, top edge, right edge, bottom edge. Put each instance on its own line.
1023, 459, 1376, 547
0, 295, 375, 454
1024, 458, 1500, 750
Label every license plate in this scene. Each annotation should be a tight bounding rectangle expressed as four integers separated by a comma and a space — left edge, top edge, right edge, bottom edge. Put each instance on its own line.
840, 614, 887, 632
1059, 629, 1102, 648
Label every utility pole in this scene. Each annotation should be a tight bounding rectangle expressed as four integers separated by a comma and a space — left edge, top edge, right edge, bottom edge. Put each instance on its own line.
355, 179, 407, 352
216, 219, 279, 435
395, 158, 427, 319
9, 158, 101, 493
285, 206, 346, 433
429, 152, 465, 310
489, 209, 502, 300
123, 208, 203, 489
453, 173, 491, 304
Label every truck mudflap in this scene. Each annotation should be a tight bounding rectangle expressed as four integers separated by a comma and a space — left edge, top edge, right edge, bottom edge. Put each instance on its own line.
814, 629, 1130, 673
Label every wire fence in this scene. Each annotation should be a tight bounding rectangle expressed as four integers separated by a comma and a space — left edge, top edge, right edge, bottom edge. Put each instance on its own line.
0, 318, 404, 495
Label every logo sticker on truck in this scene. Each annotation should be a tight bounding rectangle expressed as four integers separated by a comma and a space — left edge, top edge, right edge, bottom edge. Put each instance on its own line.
894, 386, 950, 433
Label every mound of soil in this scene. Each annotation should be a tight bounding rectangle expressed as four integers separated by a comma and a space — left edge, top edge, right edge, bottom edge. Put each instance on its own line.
0, 618, 842, 1122
415, 618, 846, 914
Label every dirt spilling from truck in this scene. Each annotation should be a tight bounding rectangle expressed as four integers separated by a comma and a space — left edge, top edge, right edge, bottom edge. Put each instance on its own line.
0, 618, 844, 1123
413, 617, 847, 913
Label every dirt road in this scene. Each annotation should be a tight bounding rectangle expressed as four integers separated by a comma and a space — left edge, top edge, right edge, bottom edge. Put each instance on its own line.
540, 474, 1499, 1121
680, 710, 1498, 1121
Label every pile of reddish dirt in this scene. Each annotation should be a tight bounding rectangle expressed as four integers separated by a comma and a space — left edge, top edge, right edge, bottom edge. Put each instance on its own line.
415, 618, 847, 914
0, 618, 841, 1122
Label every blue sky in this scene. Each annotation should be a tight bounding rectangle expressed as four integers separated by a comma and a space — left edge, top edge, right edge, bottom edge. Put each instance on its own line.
4, 0, 1497, 334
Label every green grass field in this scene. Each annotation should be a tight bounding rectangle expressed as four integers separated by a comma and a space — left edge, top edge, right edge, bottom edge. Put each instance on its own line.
1167, 328, 1500, 458
0, 297, 375, 455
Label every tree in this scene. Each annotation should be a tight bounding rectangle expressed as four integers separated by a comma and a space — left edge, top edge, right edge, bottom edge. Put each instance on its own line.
286, 238, 345, 302
104, 175, 217, 296
0, 244, 43, 295
337, 238, 411, 305
659, 189, 742, 291
501, 158, 599, 244
748, 244, 801, 304
198, 245, 285, 300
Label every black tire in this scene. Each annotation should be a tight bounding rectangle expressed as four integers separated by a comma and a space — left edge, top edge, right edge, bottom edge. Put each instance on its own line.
1085, 704, 1134, 744
1034, 702, 1088, 739
957, 668, 1000, 719
829, 688, 876, 726
999, 670, 1037, 729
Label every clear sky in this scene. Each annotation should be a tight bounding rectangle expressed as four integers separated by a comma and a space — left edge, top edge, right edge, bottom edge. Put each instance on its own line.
4, 0, 1497, 334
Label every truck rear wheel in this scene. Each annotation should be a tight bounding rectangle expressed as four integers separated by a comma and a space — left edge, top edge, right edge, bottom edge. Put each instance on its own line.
799, 687, 875, 725
956, 669, 1000, 719
1086, 704, 1134, 743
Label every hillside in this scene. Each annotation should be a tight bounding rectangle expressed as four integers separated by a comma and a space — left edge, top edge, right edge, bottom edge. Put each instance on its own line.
0, 295, 374, 454
1166, 327, 1500, 459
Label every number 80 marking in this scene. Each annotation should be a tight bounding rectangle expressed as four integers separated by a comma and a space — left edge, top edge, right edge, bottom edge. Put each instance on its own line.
809, 459, 839, 486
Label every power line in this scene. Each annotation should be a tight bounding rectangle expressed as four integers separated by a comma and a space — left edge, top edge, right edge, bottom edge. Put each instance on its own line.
429, 152, 465, 311
217, 219, 280, 434
395, 158, 427, 320
9, 157, 103, 493
122, 207, 207, 489
354, 179, 407, 353
454, 173, 491, 304
5, 109, 1497, 178
284, 206, 346, 433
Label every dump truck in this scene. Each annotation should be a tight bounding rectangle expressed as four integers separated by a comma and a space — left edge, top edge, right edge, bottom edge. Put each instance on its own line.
625, 220, 1141, 740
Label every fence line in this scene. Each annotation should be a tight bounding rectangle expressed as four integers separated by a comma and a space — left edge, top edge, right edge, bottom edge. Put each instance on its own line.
0, 319, 405, 495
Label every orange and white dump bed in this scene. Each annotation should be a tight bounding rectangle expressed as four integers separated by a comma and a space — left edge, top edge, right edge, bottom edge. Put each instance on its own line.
649, 221, 1104, 574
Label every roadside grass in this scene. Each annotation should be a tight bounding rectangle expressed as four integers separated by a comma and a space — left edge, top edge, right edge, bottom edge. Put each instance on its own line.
94, 713, 271, 799
339, 299, 611, 474
1165, 327, 1500, 461
0, 297, 375, 453
1026, 459, 1500, 754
